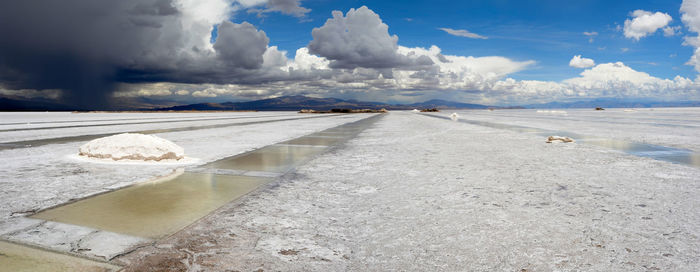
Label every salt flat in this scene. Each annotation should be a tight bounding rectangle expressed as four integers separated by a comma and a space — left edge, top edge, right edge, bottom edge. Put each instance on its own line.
453, 108, 700, 152
115, 110, 699, 271
1, 109, 699, 271
0, 112, 368, 220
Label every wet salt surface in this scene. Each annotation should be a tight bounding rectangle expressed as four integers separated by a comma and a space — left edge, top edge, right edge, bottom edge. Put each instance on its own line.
453, 108, 700, 152
0, 240, 120, 272
31, 172, 271, 239
204, 145, 328, 173
0, 113, 376, 265
3, 110, 699, 270
2, 113, 382, 267
423, 113, 700, 167
116, 111, 700, 271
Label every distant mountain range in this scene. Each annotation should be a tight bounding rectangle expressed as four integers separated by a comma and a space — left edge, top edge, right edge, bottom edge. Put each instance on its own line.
151, 95, 496, 111
2, 95, 699, 111
0, 97, 75, 111
523, 98, 700, 109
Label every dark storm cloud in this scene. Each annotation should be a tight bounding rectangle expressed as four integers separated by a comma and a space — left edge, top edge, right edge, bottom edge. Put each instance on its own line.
0, 0, 273, 108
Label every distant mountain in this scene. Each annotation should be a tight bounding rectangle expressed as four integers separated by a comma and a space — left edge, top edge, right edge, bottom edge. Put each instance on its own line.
152, 95, 493, 111
0, 96, 183, 111
0, 97, 74, 111
524, 98, 700, 109
4, 94, 699, 111
406, 99, 491, 109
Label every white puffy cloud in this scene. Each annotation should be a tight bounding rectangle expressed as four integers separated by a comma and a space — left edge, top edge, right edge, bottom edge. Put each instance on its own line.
113, 59, 698, 105
569, 55, 596, 68
389, 46, 533, 91
110, 5, 699, 106
623, 10, 673, 40
262, 46, 289, 68
564, 62, 692, 94
663, 26, 681, 36
286, 48, 330, 71
131, 5, 695, 105
681, 0, 700, 76
438, 28, 487, 39
279, 44, 534, 94
486, 62, 697, 104
307, 6, 433, 71
5, 3, 696, 107
308, 6, 399, 69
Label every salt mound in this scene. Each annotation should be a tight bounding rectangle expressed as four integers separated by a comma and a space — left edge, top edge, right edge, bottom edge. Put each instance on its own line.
546, 136, 575, 143
450, 112, 459, 121
411, 109, 420, 113
79, 133, 185, 161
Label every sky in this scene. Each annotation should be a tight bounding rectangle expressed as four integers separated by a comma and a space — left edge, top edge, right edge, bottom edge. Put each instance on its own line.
0, 0, 699, 108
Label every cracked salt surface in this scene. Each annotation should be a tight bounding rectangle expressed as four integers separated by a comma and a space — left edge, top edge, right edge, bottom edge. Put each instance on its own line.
117, 111, 699, 271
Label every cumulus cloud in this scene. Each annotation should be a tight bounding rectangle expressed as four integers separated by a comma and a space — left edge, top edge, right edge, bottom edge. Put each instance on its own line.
277, 43, 534, 96
307, 6, 434, 72
569, 55, 596, 68
681, 0, 700, 76
2, 3, 697, 107
112, 5, 698, 105
438, 28, 487, 39
213, 21, 269, 69
623, 10, 673, 40
564, 62, 696, 98
489, 62, 697, 104
392, 46, 534, 91
0, 0, 295, 108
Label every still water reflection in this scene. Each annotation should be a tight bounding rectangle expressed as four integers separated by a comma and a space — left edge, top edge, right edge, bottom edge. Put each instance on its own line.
32, 172, 270, 238
0, 240, 120, 272
203, 145, 327, 173
424, 113, 700, 167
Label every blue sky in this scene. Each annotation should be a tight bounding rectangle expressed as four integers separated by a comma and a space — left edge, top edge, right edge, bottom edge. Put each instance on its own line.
242, 0, 695, 81
0, 0, 699, 107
